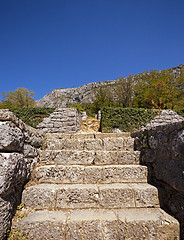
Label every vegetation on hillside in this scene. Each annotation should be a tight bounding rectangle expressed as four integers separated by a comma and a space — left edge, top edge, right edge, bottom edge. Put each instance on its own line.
0, 67, 183, 129
68, 68, 184, 116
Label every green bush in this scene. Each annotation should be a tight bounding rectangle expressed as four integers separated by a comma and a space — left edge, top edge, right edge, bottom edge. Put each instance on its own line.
10, 107, 55, 128
177, 109, 184, 117
100, 107, 158, 132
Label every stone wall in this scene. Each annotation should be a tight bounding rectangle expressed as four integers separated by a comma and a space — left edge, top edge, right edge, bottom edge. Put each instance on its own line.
132, 110, 184, 239
37, 108, 81, 133
0, 109, 43, 240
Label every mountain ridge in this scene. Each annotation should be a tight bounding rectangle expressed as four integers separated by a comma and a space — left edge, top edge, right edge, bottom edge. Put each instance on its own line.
36, 64, 184, 108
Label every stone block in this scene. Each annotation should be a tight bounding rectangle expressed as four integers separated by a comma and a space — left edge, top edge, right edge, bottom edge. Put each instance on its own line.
67, 209, 118, 240
132, 184, 160, 208
94, 151, 119, 165
117, 208, 180, 240
101, 165, 147, 183
84, 139, 103, 150
117, 150, 140, 164
99, 184, 134, 208
22, 184, 57, 210
83, 166, 103, 183
33, 165, 84, 184
39, 150, 96, 165
12, 210, 67, 240
56, 184, 99, 209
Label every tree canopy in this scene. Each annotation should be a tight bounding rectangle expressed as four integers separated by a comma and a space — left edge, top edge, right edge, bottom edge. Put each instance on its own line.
0, 88, 35, 109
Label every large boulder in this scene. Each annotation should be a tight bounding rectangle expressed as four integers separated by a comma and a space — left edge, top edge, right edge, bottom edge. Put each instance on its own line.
132, 110, 184, 239
0, 153, 27, 240
0, 109, 43, 240
0, 121, 24, 152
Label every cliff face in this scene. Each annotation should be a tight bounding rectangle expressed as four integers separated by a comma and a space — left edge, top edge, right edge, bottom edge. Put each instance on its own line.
36, 80, 116, 108
36, 64, 184, 108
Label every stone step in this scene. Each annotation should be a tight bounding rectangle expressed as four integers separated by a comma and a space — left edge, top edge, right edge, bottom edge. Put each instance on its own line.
22, 183, 159, 210
45, 132, 131, 140
38, 149, 140, 165
45, 136, 134, 151
32, 164, 147, 184
12, 208, 179, 240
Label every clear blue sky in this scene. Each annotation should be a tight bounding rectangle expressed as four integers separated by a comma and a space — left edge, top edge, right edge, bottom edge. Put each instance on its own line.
0, 0, 184, 100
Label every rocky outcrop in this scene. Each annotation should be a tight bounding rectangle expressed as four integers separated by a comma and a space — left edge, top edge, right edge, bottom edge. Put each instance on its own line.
0, 109, 43, 240
132, 110, 184, 239
37, 108, 81, 133
36, 80, 116, 108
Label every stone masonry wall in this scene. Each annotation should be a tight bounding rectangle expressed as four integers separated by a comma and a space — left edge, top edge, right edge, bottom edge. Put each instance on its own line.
0, 109, 43, 240
132, 110, 184, 239
37, 108, 81, 133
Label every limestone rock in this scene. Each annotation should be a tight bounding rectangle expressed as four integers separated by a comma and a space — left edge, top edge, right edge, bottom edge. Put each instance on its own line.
0, 153, 27, 196
0, 121, 24, 152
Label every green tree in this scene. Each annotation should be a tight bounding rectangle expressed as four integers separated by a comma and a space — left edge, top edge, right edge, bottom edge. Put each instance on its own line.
133, 69, 182, 109
115, 74, 134, 107
92, 88, 115, 113
1, 88, 35, 108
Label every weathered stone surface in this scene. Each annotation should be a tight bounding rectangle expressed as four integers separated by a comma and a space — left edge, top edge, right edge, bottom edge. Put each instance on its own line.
45, 136, 134, 151
38, 150, 96, 165
56, 184, 99, 209
101, 165, 147, 183
37, 108, 81, 134
132, 110, 184, 239
32, 165, 147, 184
39, 149, 140, 166
7, 119, 181, 240
22, 183, 159, 210
99, 184, 134, 208
0, 121, 24, 151
12, 210, 68, 240
12, 208, 180, 240
118, 208, 180, 240
22, 184, 58, 210
0, 153, 27, 196
0, 153, 28, 240
132, 183, 160, 208
45, 132, 131, 140
0, 109, 43, 239
33, 165, 85, 184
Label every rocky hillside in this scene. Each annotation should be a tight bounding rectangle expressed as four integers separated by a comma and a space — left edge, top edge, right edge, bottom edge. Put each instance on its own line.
36, 80, 116, 108
36, 64, 184, 108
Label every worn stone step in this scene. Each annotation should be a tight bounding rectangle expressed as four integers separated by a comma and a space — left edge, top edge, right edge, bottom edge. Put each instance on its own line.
45, 136, 134, 151
38, 149, 140, 165
12, 208, 179, 240
45, 132, 131, 140
22, 183, 159, 210
32, 164, 147, 184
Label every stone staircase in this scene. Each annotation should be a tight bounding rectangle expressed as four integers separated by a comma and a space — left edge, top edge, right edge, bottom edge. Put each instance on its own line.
13, 133, 179, 239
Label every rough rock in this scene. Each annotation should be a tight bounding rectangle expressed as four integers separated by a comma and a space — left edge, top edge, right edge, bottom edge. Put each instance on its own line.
37, 108, 81, 133
36, 80, 116, 108
0, 121, 24, 151
132, 109, 184, 239
0, 109, 43, 240
12, 209, 180, 240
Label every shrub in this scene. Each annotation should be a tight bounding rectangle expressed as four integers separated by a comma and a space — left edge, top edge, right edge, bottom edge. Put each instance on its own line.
10, 107, 55, 128
100, 107, 158, 132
